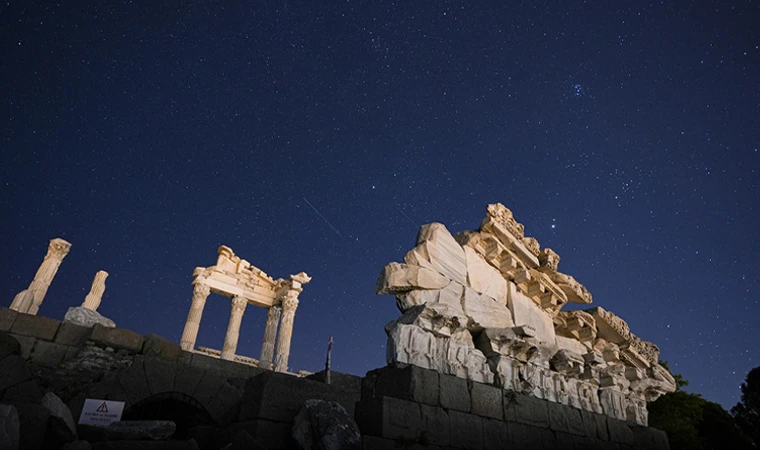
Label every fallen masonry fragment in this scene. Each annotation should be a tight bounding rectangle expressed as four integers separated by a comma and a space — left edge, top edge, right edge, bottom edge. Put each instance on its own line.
376, 203, 676, 426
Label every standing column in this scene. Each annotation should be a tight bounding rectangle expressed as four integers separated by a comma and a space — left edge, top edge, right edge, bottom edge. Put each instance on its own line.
82, 270, 109, 311
273, 294, 299, 372
180, 283, 211, 351
221, 296, 247, 361
11, 238, 72, 314
258, 306, 282, 370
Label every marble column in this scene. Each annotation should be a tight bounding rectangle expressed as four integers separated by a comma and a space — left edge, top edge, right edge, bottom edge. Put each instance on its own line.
258, 306, 282, 370
221, 296, 248, 361
274, 294, 299, 372
180, 283, 211, 351
11, 238, 72, 315
82, 270, 109, 311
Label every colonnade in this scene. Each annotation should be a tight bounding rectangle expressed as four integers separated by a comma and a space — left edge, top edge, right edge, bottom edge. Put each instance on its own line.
179, 281, 303, 373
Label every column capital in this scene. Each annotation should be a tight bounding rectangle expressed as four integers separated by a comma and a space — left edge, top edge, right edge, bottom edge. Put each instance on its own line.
45, 238, 72, 260
193, 283, 211, 298
281, 295, 299, 312
231, 295, 248, 312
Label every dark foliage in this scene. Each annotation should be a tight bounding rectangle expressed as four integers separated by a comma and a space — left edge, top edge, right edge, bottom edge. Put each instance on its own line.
732, 366, 760, 448
649, 362, 754, 450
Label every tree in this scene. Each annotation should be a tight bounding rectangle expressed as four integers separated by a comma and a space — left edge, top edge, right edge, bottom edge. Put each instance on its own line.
648, 361, 754, 450
732, 366, 760, 447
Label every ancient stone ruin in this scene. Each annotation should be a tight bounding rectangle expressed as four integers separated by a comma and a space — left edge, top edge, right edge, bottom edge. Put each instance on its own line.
179, 245, 311, 372
10, 238, 72, 315
376, 203, 676, 426
0, 211, 676, 450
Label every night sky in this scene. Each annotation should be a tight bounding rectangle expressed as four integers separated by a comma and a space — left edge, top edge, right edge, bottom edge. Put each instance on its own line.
2, 2, 758, 409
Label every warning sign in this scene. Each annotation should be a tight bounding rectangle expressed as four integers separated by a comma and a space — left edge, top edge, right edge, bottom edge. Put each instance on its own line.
78, 399, 125, 426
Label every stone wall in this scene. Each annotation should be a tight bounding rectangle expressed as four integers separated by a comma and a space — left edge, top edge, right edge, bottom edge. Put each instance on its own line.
355, 364, 670, 450
1, 306, 670, 449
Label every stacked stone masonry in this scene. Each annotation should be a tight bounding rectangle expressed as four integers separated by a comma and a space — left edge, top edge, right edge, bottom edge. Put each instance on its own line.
376, 203, 677, 427
357, 364, 670, 450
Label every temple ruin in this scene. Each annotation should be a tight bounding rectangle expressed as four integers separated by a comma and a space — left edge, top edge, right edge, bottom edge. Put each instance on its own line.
179, 245, 311, 372
376, 203, 677, 426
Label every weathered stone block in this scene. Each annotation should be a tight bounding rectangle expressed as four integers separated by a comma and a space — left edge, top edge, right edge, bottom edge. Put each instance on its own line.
420, 403, 449, 446
1, 379, 42, 404
547, 401, 584, 436
64, 346, 81, 362
482, 418, 509, 449
363, 364, 439, 406
141, 333, 182, 360
10, 313, 60, 340
205, 382, 242, 426
607, 417, 635, 445
580, 409, 609, 441
216, 419, 293, 449
30, 340, 68, 368
0, 332, 21, 360
449, 410, 483, 449
439, 374, 470, 412
90, 325, 143, 353
631, 425, 670, 450
9, 334, 34, 359
0, 308, 18, 332
143, 356, 176, 395
239, 371, 356, 423
355, 396, 422, 441
54, 323, 93, 347
0, 355, 31, 391
469, 381, 503, 420
173, 363, 204, 398
116, 359, 150, 405
505, 422, 547, 449
192, 370, 225, 409
504, 393, 549, 428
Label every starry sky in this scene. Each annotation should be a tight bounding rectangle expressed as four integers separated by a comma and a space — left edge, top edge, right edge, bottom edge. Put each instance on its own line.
2, 1, 758, 409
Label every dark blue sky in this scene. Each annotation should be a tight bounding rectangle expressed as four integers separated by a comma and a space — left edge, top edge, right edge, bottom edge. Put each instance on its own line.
2, 1, 758, 408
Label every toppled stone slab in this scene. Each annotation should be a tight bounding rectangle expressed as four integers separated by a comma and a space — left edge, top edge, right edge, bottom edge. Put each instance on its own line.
42, 392, 78, 443
79, 420, 176, 442
292, 399, 361, 450
64, 307, 115, 328
376, 262, 450, 295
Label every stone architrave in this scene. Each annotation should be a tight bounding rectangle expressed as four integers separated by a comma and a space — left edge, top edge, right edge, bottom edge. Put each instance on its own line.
11, 238, 72, 315
259, 306, 282, 370
221, 296, 248, 361
274, 294, 299, 372
82, 270, 109, 311
180, 283, 211, 351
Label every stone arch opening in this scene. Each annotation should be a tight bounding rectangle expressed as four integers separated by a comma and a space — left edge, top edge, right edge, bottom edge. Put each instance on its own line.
121, 392, 216, 439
